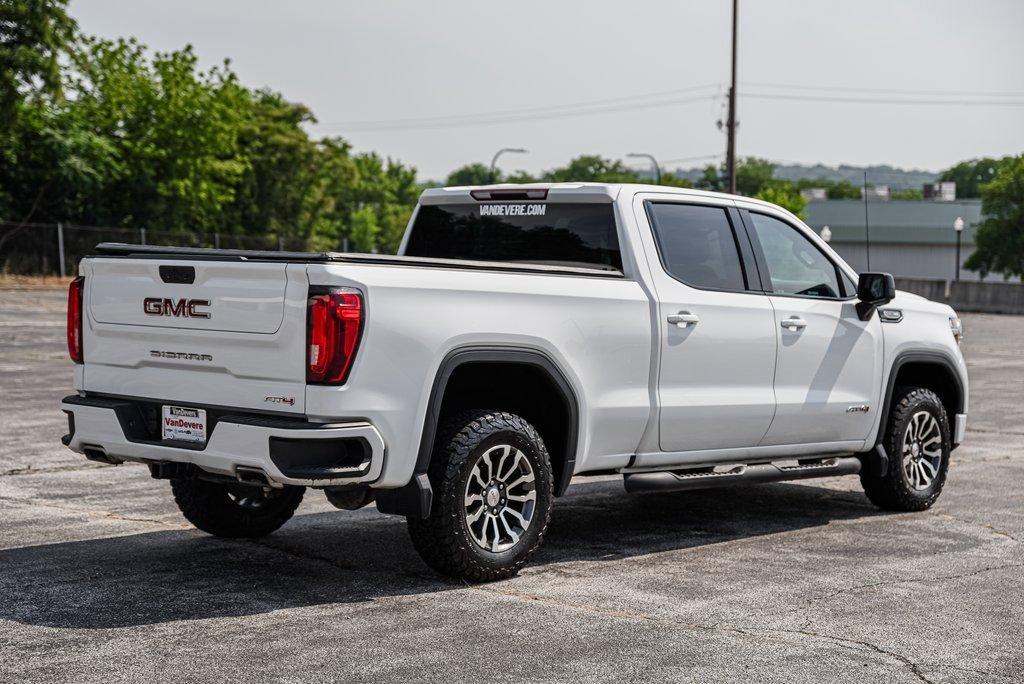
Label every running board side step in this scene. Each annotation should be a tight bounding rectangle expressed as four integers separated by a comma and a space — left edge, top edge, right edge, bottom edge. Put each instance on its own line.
622, 457, 862, 494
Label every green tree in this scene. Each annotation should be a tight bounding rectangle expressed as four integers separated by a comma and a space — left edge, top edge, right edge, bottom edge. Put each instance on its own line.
891, 188, 923, 200
794, 178, 861, 199
542, 155, 639, 183
0, 7, 429, 256
939, 157, 1011, 198
348, 205, 380, 253
695, 164, 723, 191
376, 202, 414, 254
333, 152, 418, 253
964, 155, 1024, 279
41, 38, 251, 231
693, 158, 775, 195
446, 162, 496, 186
755, 184, 808, 219
657, 172, 693, 188
735, 157, 776, 196
505, 169, 538, 184
0, 0, 76, 125
442, 156, 689, 188
0, 0, 79, 216
227, 90, 356, 247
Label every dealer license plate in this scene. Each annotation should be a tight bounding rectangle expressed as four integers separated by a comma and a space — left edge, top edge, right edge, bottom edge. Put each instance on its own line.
161, 405, 207, 444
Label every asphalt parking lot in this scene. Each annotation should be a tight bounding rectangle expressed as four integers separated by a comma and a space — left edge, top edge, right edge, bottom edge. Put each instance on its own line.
1, 287, 1021, 683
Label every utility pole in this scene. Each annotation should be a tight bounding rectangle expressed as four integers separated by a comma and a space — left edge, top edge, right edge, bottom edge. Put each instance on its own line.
862, 171, 872, 271
725, 0, 738, 194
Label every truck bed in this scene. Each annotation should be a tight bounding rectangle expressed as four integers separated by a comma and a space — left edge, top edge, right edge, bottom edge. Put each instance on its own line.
95, 243, 625, 279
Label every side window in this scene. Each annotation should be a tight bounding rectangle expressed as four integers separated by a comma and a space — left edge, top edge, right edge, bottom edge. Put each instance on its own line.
647, 203, 746, 291
747, 212, 841, 299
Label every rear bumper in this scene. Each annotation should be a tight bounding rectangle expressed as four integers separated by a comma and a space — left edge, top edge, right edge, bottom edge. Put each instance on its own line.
60, 394, 385, 487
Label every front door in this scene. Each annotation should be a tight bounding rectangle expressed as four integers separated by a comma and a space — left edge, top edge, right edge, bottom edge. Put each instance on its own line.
742, 210, 883, 445
639, 198, 778, 453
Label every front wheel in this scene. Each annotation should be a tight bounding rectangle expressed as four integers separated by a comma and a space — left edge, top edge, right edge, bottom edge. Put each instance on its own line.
407, 410, 554, 582
861, 387, 951, 511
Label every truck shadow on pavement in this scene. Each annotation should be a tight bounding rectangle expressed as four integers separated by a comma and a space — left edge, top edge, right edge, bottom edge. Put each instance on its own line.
0, 478, 880, 629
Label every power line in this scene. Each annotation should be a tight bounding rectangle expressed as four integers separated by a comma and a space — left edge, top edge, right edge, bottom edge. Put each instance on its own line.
315, 81, 1023, 135
744, 92, 1024, 106
743, 81, 1024, 98
657, 153, 723, 165
320, 84, 722, 131
326, 93, 721, 132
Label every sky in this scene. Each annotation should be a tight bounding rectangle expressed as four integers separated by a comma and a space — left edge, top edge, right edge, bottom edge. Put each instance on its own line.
71, 0, 1024, 181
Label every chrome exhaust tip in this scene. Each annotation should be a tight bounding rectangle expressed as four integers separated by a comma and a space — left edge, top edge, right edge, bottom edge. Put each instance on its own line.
234, 465, 283, 489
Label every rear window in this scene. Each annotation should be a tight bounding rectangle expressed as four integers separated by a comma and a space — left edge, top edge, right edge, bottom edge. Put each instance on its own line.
404, 203, 622, 271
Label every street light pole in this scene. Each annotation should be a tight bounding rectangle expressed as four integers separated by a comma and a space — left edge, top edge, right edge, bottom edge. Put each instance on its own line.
953, 216, 964, 282
627, 153, 661, 184
725, 0, 738, 194
490, 148, 527, 183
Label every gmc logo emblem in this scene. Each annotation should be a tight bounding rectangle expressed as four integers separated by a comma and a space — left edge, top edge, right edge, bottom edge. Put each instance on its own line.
143, 297, 211, 319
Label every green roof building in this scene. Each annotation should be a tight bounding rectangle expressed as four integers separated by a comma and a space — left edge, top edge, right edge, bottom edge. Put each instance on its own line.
803, 199, 1014, 282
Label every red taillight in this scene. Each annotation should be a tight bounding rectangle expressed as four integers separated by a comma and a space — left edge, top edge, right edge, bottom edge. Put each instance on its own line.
307, 288, 363, 384
67, 276, 84, 363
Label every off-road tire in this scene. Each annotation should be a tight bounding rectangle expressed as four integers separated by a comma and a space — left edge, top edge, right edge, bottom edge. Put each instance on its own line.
171, 478, 304, 538
861, 387, 951, 511
407, 410, 554, 582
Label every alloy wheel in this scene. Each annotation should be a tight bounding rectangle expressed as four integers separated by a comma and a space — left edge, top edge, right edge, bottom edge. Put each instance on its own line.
463, 444, 537, 552
902, 411, 942, 490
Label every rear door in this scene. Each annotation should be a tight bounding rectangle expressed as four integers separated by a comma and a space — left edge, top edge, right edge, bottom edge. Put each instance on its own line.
635, 195, 778, 453
740, 209, 883, 445
82, 258, 309, 414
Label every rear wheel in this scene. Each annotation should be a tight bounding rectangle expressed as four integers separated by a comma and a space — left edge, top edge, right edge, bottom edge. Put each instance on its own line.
171, 478, 304, 538
407, 410, 554, 582
861, 387, 951, 511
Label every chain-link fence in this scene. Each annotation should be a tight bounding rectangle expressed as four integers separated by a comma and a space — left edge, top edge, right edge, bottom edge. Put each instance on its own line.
0, 222, 316, 275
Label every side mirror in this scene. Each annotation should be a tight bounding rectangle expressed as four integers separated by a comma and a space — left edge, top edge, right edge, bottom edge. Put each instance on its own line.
856, 272, 896, 321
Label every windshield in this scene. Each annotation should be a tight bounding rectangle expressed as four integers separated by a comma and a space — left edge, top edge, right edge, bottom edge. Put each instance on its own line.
404, 202, 622, 271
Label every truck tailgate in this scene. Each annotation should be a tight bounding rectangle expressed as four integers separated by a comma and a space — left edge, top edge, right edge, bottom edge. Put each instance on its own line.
81, 258, 309, 414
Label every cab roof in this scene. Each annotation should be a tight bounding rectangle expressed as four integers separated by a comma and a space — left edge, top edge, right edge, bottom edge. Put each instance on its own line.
418, 183, 787, 214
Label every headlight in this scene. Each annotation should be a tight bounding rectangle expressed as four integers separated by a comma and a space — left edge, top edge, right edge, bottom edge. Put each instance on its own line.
949, 316, 963, 345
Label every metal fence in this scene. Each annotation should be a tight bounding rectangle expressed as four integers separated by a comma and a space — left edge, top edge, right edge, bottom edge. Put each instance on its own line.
0, 222, 316, 276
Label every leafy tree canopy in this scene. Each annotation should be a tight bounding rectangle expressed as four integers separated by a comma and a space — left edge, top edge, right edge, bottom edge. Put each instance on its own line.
446, 163, 495, 186
939, 157, 1013, 198
964, 155, 1024, 279
0, 16, 417, 253
0, 0, 76, 117
755, 185, 809, 219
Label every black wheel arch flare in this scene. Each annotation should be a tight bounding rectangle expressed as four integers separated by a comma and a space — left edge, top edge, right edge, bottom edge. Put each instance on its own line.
415, 345, 581, 497
875, 350, 966, 451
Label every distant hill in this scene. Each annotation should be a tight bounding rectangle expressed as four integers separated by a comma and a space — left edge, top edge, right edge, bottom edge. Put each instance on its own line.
672, 163, 939, 190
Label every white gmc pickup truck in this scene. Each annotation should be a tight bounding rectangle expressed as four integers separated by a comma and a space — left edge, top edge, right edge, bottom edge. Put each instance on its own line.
61, 183, 968, 581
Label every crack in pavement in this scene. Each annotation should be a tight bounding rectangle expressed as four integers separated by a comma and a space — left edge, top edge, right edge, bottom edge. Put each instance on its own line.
965, 427, 1024, 438
929, 511, 1023, 544
772, 562, 1024, 627
744, 626, 937, 684
473, 585, 937, 683
0, 463, 110, 478
0, 493, 188, 529
239, 537, 360, 572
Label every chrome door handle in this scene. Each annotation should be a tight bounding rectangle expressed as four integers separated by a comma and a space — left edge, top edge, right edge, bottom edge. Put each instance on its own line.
667, 312, 700, 328
781, 316, 807, 330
